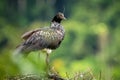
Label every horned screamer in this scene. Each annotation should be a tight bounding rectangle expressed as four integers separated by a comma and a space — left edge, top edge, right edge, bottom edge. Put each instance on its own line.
15, 12, 66, 68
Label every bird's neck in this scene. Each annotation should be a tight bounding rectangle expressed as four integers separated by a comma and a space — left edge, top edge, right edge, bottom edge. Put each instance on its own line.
50, 22, 65, 35
52, 20, 61, 23
50, 22, 61, 29
52, 16, 62, 23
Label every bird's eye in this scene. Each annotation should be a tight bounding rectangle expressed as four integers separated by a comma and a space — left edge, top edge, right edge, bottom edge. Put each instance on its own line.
60, 14, 63, 17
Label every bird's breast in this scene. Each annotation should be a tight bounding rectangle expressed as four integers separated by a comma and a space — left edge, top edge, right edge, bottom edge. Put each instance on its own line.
45, 30, 64, 49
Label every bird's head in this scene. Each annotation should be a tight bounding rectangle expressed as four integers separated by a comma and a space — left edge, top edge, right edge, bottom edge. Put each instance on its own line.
52, 12, 66, 23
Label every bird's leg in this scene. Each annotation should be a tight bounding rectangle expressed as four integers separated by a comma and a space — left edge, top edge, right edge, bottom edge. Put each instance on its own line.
46, 52, 50, 69
46, 52, 51, 75
43, 49, 52, 75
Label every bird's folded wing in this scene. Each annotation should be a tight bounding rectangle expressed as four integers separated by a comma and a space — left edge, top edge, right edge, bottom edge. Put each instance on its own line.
23, 28, 63, 49
21, 28, 40, 40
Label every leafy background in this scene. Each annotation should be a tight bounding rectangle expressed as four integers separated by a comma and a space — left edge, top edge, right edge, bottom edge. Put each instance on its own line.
0, 0, 120, 79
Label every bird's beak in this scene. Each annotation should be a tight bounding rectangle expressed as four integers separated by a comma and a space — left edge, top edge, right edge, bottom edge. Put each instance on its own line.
63, 16, 66, 20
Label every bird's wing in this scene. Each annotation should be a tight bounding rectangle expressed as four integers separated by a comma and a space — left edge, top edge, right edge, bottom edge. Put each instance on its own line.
23, 28, 64, 50
21, 28, 40, 40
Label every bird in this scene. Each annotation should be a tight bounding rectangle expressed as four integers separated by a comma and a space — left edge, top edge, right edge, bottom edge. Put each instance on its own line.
14, 12, 66, 69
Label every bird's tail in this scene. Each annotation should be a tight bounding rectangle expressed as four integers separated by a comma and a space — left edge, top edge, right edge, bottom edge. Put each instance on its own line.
12, 44, 28, 63
13, 44, 25, 56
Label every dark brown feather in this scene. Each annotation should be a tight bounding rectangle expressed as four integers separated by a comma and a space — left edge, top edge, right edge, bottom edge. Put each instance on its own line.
21, 29, 40, 40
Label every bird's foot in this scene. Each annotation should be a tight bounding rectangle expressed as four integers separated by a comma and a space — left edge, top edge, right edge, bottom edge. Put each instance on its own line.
48, 73, 64, 80
46, 66, 64, 80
